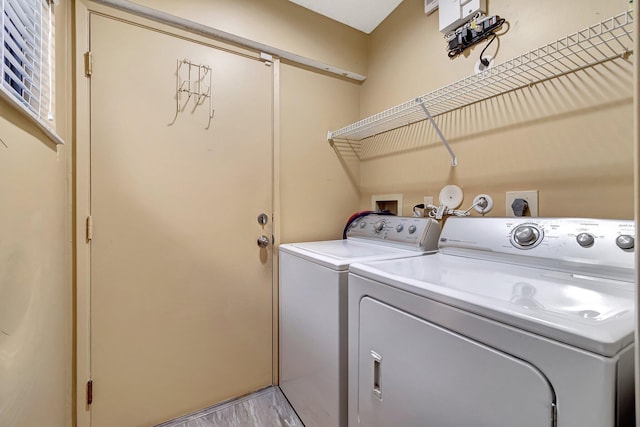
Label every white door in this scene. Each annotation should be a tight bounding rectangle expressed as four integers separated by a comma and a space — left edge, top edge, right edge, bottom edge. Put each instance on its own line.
89, 14, 273, 427
357, 297, 556, 427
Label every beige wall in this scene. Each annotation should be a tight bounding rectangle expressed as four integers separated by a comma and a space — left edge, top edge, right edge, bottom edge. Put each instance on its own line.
0, 108, 69, 427
0, 1, 72, 426
359, 0, 634, 219
280, 64, 361, 242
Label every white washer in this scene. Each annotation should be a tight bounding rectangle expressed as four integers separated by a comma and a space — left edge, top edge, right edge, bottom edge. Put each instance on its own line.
348, 217, 635, 427
279, 215, 441, 427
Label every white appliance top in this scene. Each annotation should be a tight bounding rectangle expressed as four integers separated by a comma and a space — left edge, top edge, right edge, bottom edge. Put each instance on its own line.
350, 217, 636, 356
279, 216, 441, 271
280, 239, 426, 271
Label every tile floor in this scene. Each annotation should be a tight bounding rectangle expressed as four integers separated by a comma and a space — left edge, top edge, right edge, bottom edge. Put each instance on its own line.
155, 386, 304, 427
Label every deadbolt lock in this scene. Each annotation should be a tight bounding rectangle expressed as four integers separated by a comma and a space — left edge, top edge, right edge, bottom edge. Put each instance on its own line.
257, 213, 268, 226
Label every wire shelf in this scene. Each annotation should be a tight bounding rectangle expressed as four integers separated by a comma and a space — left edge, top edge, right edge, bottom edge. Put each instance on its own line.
327, 11, 634, 145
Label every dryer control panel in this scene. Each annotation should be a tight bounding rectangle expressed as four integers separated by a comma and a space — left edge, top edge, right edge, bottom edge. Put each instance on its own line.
438, 217, 635, 281
347, 215, 441, 253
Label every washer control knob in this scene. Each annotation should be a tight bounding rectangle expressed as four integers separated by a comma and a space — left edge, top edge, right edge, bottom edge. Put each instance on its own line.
396, 224, 404, 233
373, 220, 385, 233
616, 235, 635, 250
359, 221, 367, 229
512, 225, 539, 247
408, 225, 417, 234
576, 233, 595, 247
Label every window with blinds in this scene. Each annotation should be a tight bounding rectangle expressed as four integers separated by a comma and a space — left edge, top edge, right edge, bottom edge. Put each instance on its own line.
1, 0, 58, 141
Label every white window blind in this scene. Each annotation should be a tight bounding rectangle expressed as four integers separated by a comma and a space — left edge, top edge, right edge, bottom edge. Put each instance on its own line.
1, 0, 61, 144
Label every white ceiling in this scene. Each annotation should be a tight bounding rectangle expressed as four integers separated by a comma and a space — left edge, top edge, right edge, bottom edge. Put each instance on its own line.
288, 0, 404, 34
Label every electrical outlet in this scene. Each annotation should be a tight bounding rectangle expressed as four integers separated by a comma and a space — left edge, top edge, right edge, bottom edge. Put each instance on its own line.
505, 191, 538, 217
423, 196, 434, 207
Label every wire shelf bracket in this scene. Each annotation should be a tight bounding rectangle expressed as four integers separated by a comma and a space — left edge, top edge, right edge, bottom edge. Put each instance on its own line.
327, 11, 634, 167
419, 101, 457, 166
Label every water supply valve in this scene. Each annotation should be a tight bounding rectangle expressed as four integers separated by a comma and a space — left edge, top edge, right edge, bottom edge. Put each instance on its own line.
511, 198, 529, 217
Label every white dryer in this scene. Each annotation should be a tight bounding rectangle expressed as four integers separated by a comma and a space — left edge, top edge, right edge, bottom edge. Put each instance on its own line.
348, 217, 635, 427
279, 215, 441, 427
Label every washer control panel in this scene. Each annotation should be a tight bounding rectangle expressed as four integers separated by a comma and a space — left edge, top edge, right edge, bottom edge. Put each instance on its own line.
506, 219, 635, 253
439, 217, 635, 279
347, 215, 441, 252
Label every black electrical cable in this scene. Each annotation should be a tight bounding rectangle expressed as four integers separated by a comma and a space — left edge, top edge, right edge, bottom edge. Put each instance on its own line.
478, 17, 506, 64
479, 33, 497, 66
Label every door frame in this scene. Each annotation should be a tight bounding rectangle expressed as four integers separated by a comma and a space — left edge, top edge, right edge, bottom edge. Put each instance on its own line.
73, 3, 282, 425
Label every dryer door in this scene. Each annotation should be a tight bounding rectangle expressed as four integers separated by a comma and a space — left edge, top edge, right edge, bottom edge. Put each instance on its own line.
357, 297, 556, 427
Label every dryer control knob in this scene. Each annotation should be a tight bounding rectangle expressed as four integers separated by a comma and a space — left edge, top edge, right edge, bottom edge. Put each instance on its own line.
408, 225, 417, 234
616, 235, 634, 250
576, 233, 595, 247
373, 220, 385, 233
512, 225, 540, 247
396, 224, 404, 232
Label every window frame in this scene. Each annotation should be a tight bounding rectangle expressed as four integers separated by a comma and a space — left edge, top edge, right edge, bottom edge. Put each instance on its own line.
1, 0, 63, 145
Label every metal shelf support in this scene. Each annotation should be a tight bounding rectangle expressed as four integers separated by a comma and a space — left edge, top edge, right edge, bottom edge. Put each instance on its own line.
418, 99, 457, 166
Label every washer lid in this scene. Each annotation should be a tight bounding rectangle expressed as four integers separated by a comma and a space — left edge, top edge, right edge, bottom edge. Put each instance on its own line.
279, 240, 426, 270
350, 254, 635, 356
